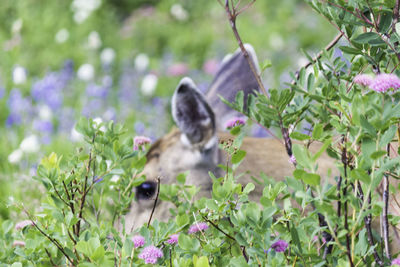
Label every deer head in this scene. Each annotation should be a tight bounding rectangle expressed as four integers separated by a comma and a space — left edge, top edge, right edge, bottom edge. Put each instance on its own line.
123, 44, 262, 231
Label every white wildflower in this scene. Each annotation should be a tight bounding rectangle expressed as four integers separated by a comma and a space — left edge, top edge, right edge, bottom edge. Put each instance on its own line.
93, 117, 106, 132
71, 126, 84, 142
38, 105, 53, 120
134, 53, 149, 72
110, 175, 120, 183
71, 0, 101, 24
20, 135, 40, 153
100, 48, 116, 65
77, 63, 95, 81
88, 31, 102, 49
13, 65, 27, 84
141, 74, 158, 96
170, 4, 188, 21
12, 19, 23, 34
55, 28, 69, 43
8, 149, 23, 164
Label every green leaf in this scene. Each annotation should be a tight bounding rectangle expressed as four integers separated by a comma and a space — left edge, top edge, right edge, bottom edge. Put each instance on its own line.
194, 256, 210, 267
293, 169, 320, 186
176, 172, 188, 184
229, 257, 249, 267
370, 150, 387, 160
380, 125, 397, 147
352, 32, 381, 44
176, 213, 189, 228
178, 233, 200, 251
339, 46, 361, 55
290, 222, 302, 254
312, 137, 332, 162
360, 116, 377, 137
261, 59, 272, 71
243, 183, 255, 194
290, 132, 310, 141
312, 123, 323, 140
232, 150, 246, 165
350, 168, 370, 184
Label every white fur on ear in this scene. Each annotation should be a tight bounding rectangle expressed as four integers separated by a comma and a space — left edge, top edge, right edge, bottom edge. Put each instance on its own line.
171, 77, 202, 124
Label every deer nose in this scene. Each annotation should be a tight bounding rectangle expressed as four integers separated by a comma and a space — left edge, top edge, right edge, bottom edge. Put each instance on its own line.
136, 181, 157, 200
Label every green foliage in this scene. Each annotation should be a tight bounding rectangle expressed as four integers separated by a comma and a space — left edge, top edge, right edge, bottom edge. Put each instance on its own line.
4, 0, 400, 266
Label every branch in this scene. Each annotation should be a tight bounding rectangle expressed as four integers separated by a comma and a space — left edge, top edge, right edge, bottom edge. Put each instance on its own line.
147, 176, 161, 228
223, 0, 268, 95
201, 215, 235, 241
357, 183, 383, 266
292, 32, 344, 85
383, 144, 391, 259
24, 209, 74, 265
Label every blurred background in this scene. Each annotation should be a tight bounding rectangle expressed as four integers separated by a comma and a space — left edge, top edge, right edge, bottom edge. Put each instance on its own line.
0, 0, 336, 221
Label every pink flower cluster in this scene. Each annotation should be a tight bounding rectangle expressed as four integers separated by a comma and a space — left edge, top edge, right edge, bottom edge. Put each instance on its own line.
393, 258, 400, 266
133, 136, 152, 151
225, 117, 246, 129
354, 73, 400, 93
166, 234, 179, 245
132, 235, 145, 248
15, 220, 34, 230
188, 222, 208, 234
138, 245, 163, 264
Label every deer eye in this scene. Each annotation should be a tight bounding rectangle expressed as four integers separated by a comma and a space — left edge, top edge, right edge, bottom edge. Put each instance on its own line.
136, 181, 157, 200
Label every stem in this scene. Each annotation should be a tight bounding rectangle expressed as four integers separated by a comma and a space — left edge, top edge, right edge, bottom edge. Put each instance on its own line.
341, 136, 354, 267
358, 184, 383, 266
223, 0, 268, 95
292, 32, 344, 85
24, 209, 75, 265
147, 176, 161, 228
383, 144, 391, 259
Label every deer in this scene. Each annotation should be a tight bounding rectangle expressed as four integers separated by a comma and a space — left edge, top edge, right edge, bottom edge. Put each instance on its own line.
123, 44, 400, 255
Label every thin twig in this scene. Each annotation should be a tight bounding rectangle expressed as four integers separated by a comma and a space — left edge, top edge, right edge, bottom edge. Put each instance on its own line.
45, 248, 57, 266
24, 209, 74, 264
223, 0, 268, 95
292, 32, 344, 85
383, 144, 391, 259
357, 184, 383, 266
147, 176, 161, 228
393, 0, 400, 35
201, 215, 236, 240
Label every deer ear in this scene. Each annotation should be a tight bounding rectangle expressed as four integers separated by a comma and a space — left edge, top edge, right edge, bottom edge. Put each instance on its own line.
172, 77, 216, 146
206, 44, 260, 129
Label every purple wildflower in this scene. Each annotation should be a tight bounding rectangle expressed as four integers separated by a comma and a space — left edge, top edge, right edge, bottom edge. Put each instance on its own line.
166, 234, 179, 245
15, 220, 34, 230
134, 136, 152, 151
288, 155, 296, 164
392, 258, 400, 266
188, 222, 208, 234
369, 73, 400, 93
354, 74, 373, 87
132, 235, 145, 248
138, 245, 163, 264
225, 117, 246, 129
271, 240, 289, 253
